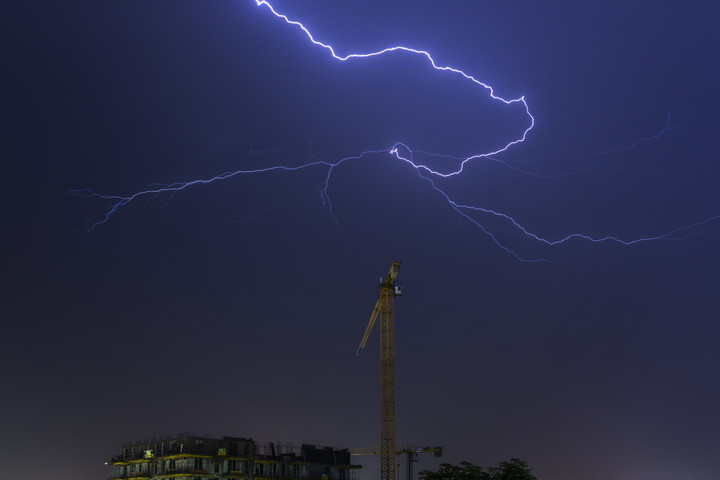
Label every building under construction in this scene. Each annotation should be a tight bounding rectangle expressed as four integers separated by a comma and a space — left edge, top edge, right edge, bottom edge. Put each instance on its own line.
107, 433, 361, 480
107, 262, 438, 480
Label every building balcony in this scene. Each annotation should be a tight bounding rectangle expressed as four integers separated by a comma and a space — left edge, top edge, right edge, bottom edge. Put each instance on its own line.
155, 468, 213, 477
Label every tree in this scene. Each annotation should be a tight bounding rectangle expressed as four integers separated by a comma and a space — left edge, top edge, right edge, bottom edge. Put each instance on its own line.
419, 458, 537, 480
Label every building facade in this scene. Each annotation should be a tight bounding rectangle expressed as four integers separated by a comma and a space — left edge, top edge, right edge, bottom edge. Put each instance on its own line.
107, 433, 361, 480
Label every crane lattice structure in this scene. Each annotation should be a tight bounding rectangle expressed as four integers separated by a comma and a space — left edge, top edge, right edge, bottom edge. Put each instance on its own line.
356, 262, 402, 480
350, 445, 443, 480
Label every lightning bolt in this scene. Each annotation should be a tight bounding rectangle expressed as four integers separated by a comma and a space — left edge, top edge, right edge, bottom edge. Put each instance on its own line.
69, 0, 719, 262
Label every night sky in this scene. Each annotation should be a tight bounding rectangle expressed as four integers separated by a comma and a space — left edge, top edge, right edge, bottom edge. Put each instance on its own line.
3, 1, 720, 479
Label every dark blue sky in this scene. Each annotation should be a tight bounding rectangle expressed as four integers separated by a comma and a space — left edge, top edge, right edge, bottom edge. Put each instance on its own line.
3, 1, 720, 479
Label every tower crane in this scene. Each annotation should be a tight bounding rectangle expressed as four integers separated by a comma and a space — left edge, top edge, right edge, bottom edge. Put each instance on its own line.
350, 445, 443, 480
402, 445, 443, 480
356, 262, 402, 480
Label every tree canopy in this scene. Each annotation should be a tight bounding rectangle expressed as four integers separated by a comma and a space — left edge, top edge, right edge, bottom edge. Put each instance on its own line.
419, 458, 537, 480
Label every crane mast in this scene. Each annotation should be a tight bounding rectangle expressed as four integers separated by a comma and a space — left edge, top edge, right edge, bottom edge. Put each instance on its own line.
379, 281, 396, 480
357, 262, 402, 480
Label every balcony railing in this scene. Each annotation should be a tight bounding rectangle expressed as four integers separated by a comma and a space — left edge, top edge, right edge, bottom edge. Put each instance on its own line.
158, 468, 212, 475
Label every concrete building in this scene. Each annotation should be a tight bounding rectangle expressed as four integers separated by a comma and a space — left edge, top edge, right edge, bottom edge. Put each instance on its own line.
107, 433, 362, 480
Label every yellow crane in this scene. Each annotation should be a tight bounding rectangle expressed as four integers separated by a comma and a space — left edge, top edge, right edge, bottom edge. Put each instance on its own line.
350, 445, 443, 480
356, 261, 402, 480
